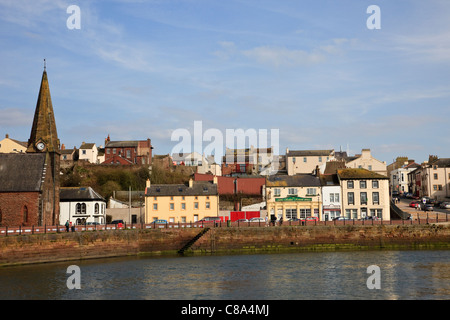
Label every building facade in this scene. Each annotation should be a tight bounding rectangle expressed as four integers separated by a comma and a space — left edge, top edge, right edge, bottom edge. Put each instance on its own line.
286, 149, 334, 175
145, 178, 219, 223
345, 149, 387, 176
409, 159, 450, 201
338, 168, 389, 220
78, 142, 99, 164
320, 174, 341, 221
265, 174, 322, 221
0, 134, 27, 153
103, 136, 153, 165
59, 187, 106, 225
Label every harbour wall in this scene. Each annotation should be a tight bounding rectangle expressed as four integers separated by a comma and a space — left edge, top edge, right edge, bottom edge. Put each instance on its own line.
0, 224, 449, 266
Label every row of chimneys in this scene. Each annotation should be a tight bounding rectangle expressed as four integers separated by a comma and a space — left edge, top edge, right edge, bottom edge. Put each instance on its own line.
146, 176, 218, 189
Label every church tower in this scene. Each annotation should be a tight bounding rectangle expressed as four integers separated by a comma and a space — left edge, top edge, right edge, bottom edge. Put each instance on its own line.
27, 64, 60, 153
26, 63, 61, 225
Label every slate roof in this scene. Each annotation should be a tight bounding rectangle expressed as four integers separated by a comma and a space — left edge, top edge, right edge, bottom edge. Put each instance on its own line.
60, 187, 105, 202
430, 158, 450, 168
266, 174, 321, 187
146, 181, 218, 197
286, 150, 333, 157
105, 141, 139, 148
0, 153, 46, 192
337, 168, 388, 180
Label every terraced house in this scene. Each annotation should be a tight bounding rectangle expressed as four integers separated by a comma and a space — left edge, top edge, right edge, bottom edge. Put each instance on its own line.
144, 178, 219, 223
337, 168, 390, 220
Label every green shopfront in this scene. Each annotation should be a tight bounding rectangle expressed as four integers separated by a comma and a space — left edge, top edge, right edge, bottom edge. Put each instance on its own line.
268, 196, 322, 221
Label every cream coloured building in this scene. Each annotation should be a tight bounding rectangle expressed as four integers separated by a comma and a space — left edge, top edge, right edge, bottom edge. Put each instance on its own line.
337, 168, 390, 220
0, 134, 27, 153
286, 149, 335, 175
345, 149, 387, 176
265, 174, 322, 221
144, 178, 219, 223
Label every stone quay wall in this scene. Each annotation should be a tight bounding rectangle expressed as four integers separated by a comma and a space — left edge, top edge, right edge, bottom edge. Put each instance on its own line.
0, 224, 449, 266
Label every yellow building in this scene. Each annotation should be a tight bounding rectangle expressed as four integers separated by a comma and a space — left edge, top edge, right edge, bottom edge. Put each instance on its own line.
144, 178, 219, 223
265, 174, 322, 221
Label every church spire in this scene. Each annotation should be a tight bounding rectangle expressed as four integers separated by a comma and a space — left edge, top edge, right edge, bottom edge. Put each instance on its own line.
27, 65, 60, 153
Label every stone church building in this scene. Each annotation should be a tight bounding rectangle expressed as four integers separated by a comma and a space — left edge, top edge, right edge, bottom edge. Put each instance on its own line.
0, 68, 60, 227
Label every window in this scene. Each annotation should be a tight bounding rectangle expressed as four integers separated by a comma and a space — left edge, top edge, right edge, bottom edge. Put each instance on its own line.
345, 209, 357, 219
126, 150, 131, 158
274, 188, 281, 197
95, 203, 99, 214
330, 193, 339, 203
170, 203, 174, 210
433, 185, 438, 191
318, 156, 322, 162
206, 202, 210, 209
153, 204, 158, 210
181, 203, 186, 210
372, 180, 379, 189
307, 188, 316, 196
360, 192, 367, 205
194, 202, 199, 209
439, 185, 443, 191
107, 149, 110, 154
181, 217, 187, 223
348, 192, 354, 205
360, 181, 367, 189
285, 208, 297, 220
347, 181, 354, 189
434, 173, 438, 180
292, 157, 296, 163
113, 148, 116, 154
303, 157, 307, 163
288, 188, 297, 195
23, 205, 28, 223
376, 209, 383, 218
299, 209, 311, 219
373, 192, 379, 205
81, 203, 86, 214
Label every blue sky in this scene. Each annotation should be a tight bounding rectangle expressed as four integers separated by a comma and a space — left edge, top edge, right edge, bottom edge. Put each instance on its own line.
0, 0, 449, 164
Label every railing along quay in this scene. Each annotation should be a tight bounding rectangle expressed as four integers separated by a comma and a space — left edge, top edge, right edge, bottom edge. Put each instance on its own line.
0, 214, 448, 237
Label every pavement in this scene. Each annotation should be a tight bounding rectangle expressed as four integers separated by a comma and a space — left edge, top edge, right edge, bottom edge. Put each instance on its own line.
395, 198, 450, 221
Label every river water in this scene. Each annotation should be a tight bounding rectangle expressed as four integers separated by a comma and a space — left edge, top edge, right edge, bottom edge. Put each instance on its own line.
0, 249, 448, 300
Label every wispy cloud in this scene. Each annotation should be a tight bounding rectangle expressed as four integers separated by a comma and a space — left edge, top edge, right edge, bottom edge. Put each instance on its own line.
215, 38, 355, 68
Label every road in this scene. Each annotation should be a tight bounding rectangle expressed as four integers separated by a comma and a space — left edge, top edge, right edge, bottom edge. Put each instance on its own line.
396, 197, 450, 220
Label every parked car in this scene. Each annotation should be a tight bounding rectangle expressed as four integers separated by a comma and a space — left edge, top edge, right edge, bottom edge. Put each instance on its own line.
333, 216, 352, 221
198, 217, 222, 223
235, 219, 249, 223
153, 219, 168, 224
111, 220, 124, 224
249, 217, 265, 223
423, 204, 434, 211
409, 201, 420, 208
439, 202, 450, 209
303, 217, 319, 222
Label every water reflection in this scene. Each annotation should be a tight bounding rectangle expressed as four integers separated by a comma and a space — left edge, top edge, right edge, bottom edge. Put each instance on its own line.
0, 250, 448, 300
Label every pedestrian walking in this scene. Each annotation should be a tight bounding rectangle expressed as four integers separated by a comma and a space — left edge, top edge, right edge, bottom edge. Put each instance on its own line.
65, 220, 69, 232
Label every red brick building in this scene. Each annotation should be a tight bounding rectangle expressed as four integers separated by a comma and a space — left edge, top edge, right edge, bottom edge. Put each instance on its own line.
0, 68, 60, 227
103, 136, 153, 165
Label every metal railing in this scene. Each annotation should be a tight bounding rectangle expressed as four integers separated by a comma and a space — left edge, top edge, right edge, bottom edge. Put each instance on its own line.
0, 212, 448, 237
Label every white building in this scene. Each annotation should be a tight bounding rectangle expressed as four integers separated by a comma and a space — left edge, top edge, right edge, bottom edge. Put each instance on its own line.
390, 162, 419, 194
79, 142, 99, 164
320, 174, 342, 221
59, 187, 106, 225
